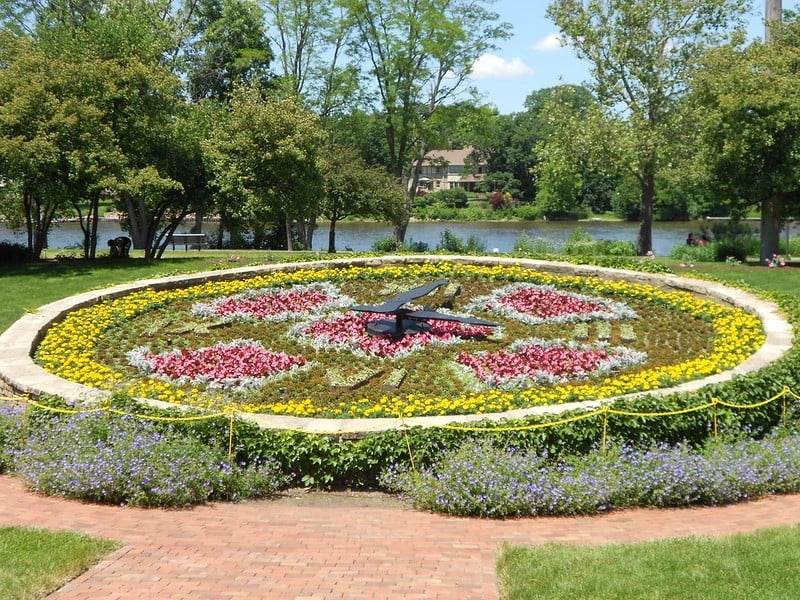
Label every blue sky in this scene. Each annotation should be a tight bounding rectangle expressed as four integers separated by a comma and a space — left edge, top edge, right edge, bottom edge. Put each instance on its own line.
469, 0, 793, 115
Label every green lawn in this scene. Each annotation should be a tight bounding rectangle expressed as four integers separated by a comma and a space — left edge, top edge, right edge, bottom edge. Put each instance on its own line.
497, 526, 800, 600
0, 527, 119, 600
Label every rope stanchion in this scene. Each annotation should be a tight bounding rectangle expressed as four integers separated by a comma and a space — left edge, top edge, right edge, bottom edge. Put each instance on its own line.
713, 399, 718, 440
227, 409, 236, 462
398, 415, 418, 476
601, 407, 609, 456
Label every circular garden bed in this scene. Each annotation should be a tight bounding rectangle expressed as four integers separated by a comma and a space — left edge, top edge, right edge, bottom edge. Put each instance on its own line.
33, 259, 766, 420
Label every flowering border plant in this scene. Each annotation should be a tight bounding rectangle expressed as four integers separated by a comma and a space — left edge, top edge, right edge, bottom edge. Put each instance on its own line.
466, 282, 638, 325
288, 310, 495, 359
191, 282, 353, 323
127, 339, 310, 392
456, 337, 647, 390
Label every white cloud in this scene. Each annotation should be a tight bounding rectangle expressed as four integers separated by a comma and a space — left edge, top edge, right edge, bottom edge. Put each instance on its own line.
471, 54, 533, 80
533, 33, 565, 52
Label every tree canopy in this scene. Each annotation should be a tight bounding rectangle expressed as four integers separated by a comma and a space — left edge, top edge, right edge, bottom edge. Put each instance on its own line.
546, 0, 747, 255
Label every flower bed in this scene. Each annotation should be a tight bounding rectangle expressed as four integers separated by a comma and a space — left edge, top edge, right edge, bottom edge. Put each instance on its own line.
34, 262, 765, 419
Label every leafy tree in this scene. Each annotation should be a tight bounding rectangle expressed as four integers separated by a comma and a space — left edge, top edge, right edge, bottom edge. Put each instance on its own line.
319, 144, 405, 252
74, 10, 197, 259
204, 85, 324, 250
326, 109, 392, 167
0, 2, 208, 260
0, 31, 72, 257
185, 0, 273, 102
546, 0, 746, 255
532, 86, 621, 219
687, 18, 800, 261
343, 0, 509, 246
263, 0, 362, 120
0, 29, 129, 258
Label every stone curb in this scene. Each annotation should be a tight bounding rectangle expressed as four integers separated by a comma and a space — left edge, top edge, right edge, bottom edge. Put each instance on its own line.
0, 255, 793, 433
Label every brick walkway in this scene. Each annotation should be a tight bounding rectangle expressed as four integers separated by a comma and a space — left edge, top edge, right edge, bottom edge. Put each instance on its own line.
2, 475, 800, 599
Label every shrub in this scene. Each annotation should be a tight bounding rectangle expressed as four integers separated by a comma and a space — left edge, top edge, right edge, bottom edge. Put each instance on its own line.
513, 233, 560, 255
371, 236, 400, 252
509, 204, 541, 221
12, 411, 288, 507
0, 242, 32, 263
0, 402, 25, 473
489, 191, 506, 209
669, 242, 717, 262
436, 229, 486, 254
562, 228, 635, 256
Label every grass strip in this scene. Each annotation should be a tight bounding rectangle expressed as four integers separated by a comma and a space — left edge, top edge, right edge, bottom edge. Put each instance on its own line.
497, 525, 800, 600
0, 526, 120, 600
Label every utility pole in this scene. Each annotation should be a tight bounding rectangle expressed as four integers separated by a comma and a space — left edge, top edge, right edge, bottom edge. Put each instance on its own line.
761, 0, 783, 263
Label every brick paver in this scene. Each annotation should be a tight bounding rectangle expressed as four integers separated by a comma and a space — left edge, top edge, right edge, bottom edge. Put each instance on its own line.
2, 476, 800, 599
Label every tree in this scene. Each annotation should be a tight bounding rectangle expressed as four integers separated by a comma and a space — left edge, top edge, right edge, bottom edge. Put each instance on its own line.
185, 0, 273, 102
343, 0, 509, 246
319, 144, 405, 252
546, 0, 746, 255
262, 0, 362, 119
0, 29, 128, 259
532, 86, 623, 219
204, 85, 324, 250
687, 21, 800, 260
0, 31, 74, 258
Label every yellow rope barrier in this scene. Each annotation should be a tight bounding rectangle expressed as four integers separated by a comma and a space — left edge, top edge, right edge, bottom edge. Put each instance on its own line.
437, 408, 605, 433
9, 387, 800, 442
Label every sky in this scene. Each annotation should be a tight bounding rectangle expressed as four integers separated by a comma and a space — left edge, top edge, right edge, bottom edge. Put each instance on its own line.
467, 0, 796, 115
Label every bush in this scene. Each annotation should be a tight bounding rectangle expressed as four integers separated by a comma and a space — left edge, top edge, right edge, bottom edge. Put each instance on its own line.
371, 236, 400, 252
415, 205, 460, 220
513, 233, 560, 255
509, 204, 540, 221
11, 411, 288, 507
370, 236, 428, 253
669, 242, 717, 262
563, 228, 635, 256
436, 229, 486, 254
0, 242, 33, 263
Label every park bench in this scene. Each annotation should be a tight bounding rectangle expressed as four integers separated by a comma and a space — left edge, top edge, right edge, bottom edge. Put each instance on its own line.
167, 232, 209, 251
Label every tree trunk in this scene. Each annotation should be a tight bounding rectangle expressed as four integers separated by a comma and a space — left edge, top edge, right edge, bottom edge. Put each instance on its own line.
327, 219, 337, 253
124, 193, 148, 250
285, 216, 293, 251
636, 170, 655, 256
760, 195, 782, 263
766, 0, 782, 43
88, 195, 99, 260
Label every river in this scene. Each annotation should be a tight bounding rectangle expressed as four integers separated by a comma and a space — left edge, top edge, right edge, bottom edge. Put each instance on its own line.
0, 218, 783, 257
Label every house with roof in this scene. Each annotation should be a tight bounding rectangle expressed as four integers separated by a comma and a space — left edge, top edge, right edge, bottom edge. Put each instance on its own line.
416, 147, 487, 194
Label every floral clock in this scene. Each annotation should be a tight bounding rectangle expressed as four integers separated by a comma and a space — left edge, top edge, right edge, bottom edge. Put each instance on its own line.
35, 262, 764, 419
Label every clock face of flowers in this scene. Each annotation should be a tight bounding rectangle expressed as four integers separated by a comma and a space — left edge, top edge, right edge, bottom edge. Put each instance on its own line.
35, 263, 765, 419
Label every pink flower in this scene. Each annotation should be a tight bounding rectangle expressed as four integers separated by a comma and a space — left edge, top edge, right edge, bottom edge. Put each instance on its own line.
146, 341, 305, 382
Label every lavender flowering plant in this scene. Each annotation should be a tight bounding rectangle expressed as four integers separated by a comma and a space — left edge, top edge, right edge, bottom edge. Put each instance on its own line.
380, 430, 800, 518
10, 412, 288, 508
